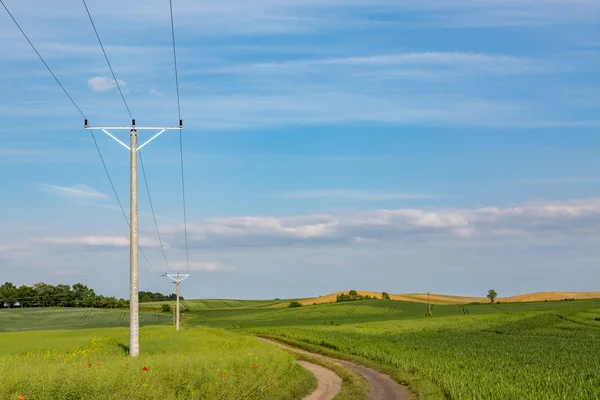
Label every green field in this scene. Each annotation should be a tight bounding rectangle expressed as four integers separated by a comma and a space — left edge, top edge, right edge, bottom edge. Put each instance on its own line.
187, 297, 596, 328
0, 325, 315, 400
193, 299, 600, 399
0, 308, 172, 332
2, 298, 599, 399
140, 298, 293, 312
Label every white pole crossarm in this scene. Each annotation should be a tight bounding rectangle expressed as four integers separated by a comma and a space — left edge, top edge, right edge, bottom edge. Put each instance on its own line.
137, 129, 166, 151
101, 129, 130, 151
84, 119, 182, 152
165, 273, 191, 282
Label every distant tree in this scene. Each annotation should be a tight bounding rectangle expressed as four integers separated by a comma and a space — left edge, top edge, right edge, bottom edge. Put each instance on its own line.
382, 292, 390, 300
288, 301, 303, 308
0, 282, 17, 308
336, 290, 373, 303
161, 304, 171, 313
487, 289, 498, 303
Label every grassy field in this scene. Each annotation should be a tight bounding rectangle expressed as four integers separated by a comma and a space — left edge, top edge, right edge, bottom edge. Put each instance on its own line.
0, 308, 173, 332
193, 299, 600, 399
0, 325, 315, 400
292, 290, 600, 305
3, 297, 599, 399
140, 298, 294, 312
187, 297, 595, 329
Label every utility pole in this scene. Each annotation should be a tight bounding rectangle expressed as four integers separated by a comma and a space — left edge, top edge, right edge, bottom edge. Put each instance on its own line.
166, 273, 190, 331
85, 119, 182, 356
427, 291, 432, 317
129, 127, 139, 357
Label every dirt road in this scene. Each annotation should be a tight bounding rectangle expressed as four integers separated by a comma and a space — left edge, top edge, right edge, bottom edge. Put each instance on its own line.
297, 360, 342, 400
262, 338, 412, 400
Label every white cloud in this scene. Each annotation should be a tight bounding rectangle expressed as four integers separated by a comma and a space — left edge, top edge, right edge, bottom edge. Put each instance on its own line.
160, 198, 600, 249
149, 89, 162, 96
38, 236, 161, 248
209, 52, 539, 76
274, 190, 446, 201
39, 184, 109, 201
87, 76, 126, 92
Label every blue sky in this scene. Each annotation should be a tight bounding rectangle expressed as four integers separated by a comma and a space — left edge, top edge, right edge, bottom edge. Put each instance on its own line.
1, 0, 600, 299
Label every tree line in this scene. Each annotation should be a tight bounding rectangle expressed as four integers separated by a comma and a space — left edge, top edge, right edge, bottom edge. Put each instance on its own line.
0, 282, 178, 309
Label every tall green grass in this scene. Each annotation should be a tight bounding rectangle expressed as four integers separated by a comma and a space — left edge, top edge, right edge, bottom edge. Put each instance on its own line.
244, 302, 600, 399
140, 298, 293, 312
0, 326, 315, 400
0, 308, 172, 332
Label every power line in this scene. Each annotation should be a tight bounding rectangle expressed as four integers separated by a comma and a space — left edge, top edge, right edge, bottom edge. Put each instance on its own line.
80, 0, 169, 278
1, 0, 160, 277
0, 0, 85, 119
168, 0, 182, 121
168, 0, 190, 274
81, 0, 133, 120
139, 150, 172, 273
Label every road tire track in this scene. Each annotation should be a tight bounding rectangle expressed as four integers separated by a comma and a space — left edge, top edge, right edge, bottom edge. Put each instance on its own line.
262, 338, 412, 400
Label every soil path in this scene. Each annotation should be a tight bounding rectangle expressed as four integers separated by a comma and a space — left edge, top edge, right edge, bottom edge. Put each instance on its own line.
262, 338, 412, 400
297, 360, 342, 400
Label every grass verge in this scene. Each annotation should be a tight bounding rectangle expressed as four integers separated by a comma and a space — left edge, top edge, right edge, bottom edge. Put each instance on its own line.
0, 326, 315, 400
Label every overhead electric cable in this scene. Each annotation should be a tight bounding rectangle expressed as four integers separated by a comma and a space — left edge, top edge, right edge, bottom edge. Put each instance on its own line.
1, 0, 85, 119
81, 0, 173, 275
168, 0, 190, 274
1, 0, 161, 276
81, 0, 133, 120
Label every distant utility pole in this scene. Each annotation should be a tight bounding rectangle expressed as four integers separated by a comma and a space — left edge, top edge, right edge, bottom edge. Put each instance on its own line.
85, 119, 182, 357
166, 273, 190, 331
427, 292, 432, 317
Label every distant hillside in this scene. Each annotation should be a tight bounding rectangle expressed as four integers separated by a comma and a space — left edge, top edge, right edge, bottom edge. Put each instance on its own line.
291, 290, 600, 306
148, 291, 600, 310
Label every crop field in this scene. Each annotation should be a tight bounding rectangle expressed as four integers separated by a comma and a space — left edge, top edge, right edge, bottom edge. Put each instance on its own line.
0, 325, 314, 400
2, 298, 599, 399
140, 298, 294, 312
195, 299, 600, 399
189, 297, 595, 329
0, 308, 173, 332
293, 290, 600, 306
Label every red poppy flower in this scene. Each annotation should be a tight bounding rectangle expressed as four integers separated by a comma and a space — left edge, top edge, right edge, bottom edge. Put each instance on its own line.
142, 366, 149, 371
252, 364, 258, 369
96, 363, 100, 367
233, 373, 238, 377
87, 363, 92, 367
221, 373, 226, 379
17, 396, 25, 400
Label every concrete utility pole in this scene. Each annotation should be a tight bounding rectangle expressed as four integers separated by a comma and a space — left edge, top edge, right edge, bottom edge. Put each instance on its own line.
129, 128, 139, 357
166, 273, 190, 331
85, 119, 182, 357
427, 291, 432, 317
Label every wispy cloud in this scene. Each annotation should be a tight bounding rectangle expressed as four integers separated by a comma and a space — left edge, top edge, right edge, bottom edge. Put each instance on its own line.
39, 184, 109, 201
159, 198, 600, 249
519, 178, 600, 185
87, 76, 126, 92
205, 52, 540, 75
275, 190, 446, 201
38, 235, 160, 248
170, 261, 234, 272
